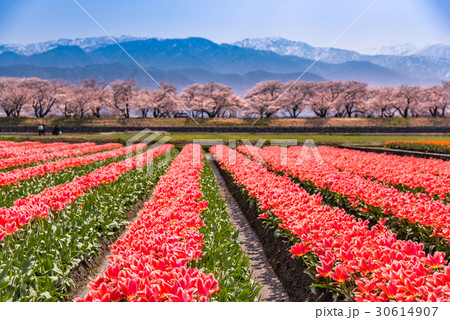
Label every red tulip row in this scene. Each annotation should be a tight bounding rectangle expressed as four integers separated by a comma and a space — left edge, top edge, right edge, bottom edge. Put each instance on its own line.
0, 142, 83, 158
316, 146, 450, 199
0, 141, 17, 148
0, 142, 69, 158
239, 145, 450, 242
0, 141, 41, 149
0, 144, 173, 241
0, 142, 122, 170
0, 143, 138, 186
77, 144, 219, 302
371, 146, 450, 178
212, 145, 450, 301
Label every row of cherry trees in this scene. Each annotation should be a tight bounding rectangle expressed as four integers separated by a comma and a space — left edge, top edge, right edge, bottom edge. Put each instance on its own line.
0, 77, 448, 118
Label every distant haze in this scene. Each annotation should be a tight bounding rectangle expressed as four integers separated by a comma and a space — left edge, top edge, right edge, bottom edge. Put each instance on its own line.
0, 36, 448, 93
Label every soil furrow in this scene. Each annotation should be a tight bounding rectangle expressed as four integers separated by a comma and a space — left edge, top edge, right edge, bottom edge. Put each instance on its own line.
206, 154, 288, 302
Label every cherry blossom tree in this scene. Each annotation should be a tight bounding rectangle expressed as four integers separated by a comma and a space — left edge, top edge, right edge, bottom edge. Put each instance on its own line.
56, 83, 77, 118
56, 83, 93, 118
132, 88, 153, 118
130, 83, 179, 119
150, 83, 179, 118
71, 85, 91, 118
335, 81, 368, 118
419, 84, 448, 117
363, 87, 391, 118
0, 77, 30, 117
205, 83, 242, 118
443, 82, 450, 117
281, 81, 313, 118
82, 79, 109, 118
110, 79, 138, 118
23, 78, 59, 118
3, 76, 449, 120
243, 80, 285, 118
181, 83, 211, 118
307, 81, 345, 118
181, 82, 240, 118
392, 85, 421, 118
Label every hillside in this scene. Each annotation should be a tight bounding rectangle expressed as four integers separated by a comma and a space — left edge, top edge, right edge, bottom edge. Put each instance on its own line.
0, 37, 422, 92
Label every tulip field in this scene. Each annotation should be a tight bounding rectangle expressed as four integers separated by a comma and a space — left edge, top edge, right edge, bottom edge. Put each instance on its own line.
1, 140, 450, 302
229, 144, 450, 301
0, 141, 259, 302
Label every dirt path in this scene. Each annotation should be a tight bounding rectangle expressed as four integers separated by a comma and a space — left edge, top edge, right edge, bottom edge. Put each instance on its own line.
206, 154, 289, 302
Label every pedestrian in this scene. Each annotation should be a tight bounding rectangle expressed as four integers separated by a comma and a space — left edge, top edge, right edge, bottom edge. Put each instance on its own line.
38, 124, 44, 136
52, 125, 60, 136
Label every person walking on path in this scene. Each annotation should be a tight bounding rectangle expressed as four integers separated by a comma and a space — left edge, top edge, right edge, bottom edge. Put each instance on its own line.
52, 125, 61, 136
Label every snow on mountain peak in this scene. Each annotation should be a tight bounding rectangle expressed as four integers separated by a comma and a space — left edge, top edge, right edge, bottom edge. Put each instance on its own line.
361, 43, 424, 56
0, 35, 149, 55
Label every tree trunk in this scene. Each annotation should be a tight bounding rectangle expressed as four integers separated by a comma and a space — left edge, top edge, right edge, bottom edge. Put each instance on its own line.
392, 105, 408, 118
429, 106, 439, 117
289, 105, 301, 118
92, 108, 101, 117
314, 109, 328, 118
345, 104, 356, 118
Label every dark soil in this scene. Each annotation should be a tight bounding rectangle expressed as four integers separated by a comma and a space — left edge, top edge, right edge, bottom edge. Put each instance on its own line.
213, 160, 332, 302
65, 192, 153, 301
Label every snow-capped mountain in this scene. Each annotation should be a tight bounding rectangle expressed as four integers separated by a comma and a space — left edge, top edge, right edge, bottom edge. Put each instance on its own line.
416, 44, 450, 59
232, 37, 363, 64
0, 36, 149, 56
363, 43, 424, 56
364, 43, 450, 59
233, 37, 450, 60
232, 37, 450, 81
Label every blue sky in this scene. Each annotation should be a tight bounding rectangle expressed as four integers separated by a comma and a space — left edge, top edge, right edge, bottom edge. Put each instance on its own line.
0, 0, 448, 51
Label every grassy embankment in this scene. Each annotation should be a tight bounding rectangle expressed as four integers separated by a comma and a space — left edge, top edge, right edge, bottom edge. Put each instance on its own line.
1, 117, 449, 128
1, 133, 449, 147
1, 117, 448, 146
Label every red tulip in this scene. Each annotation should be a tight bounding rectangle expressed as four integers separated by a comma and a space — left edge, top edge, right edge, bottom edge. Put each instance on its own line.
118, 278, 138, 298
329, 266, 351, 284
5, 222, 17, 235
316, 260, 333, 278
290, 242, 311, 258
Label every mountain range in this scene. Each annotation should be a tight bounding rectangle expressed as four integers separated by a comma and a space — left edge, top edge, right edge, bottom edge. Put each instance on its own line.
0, 36, 448, 94
233, 37, 450, 82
